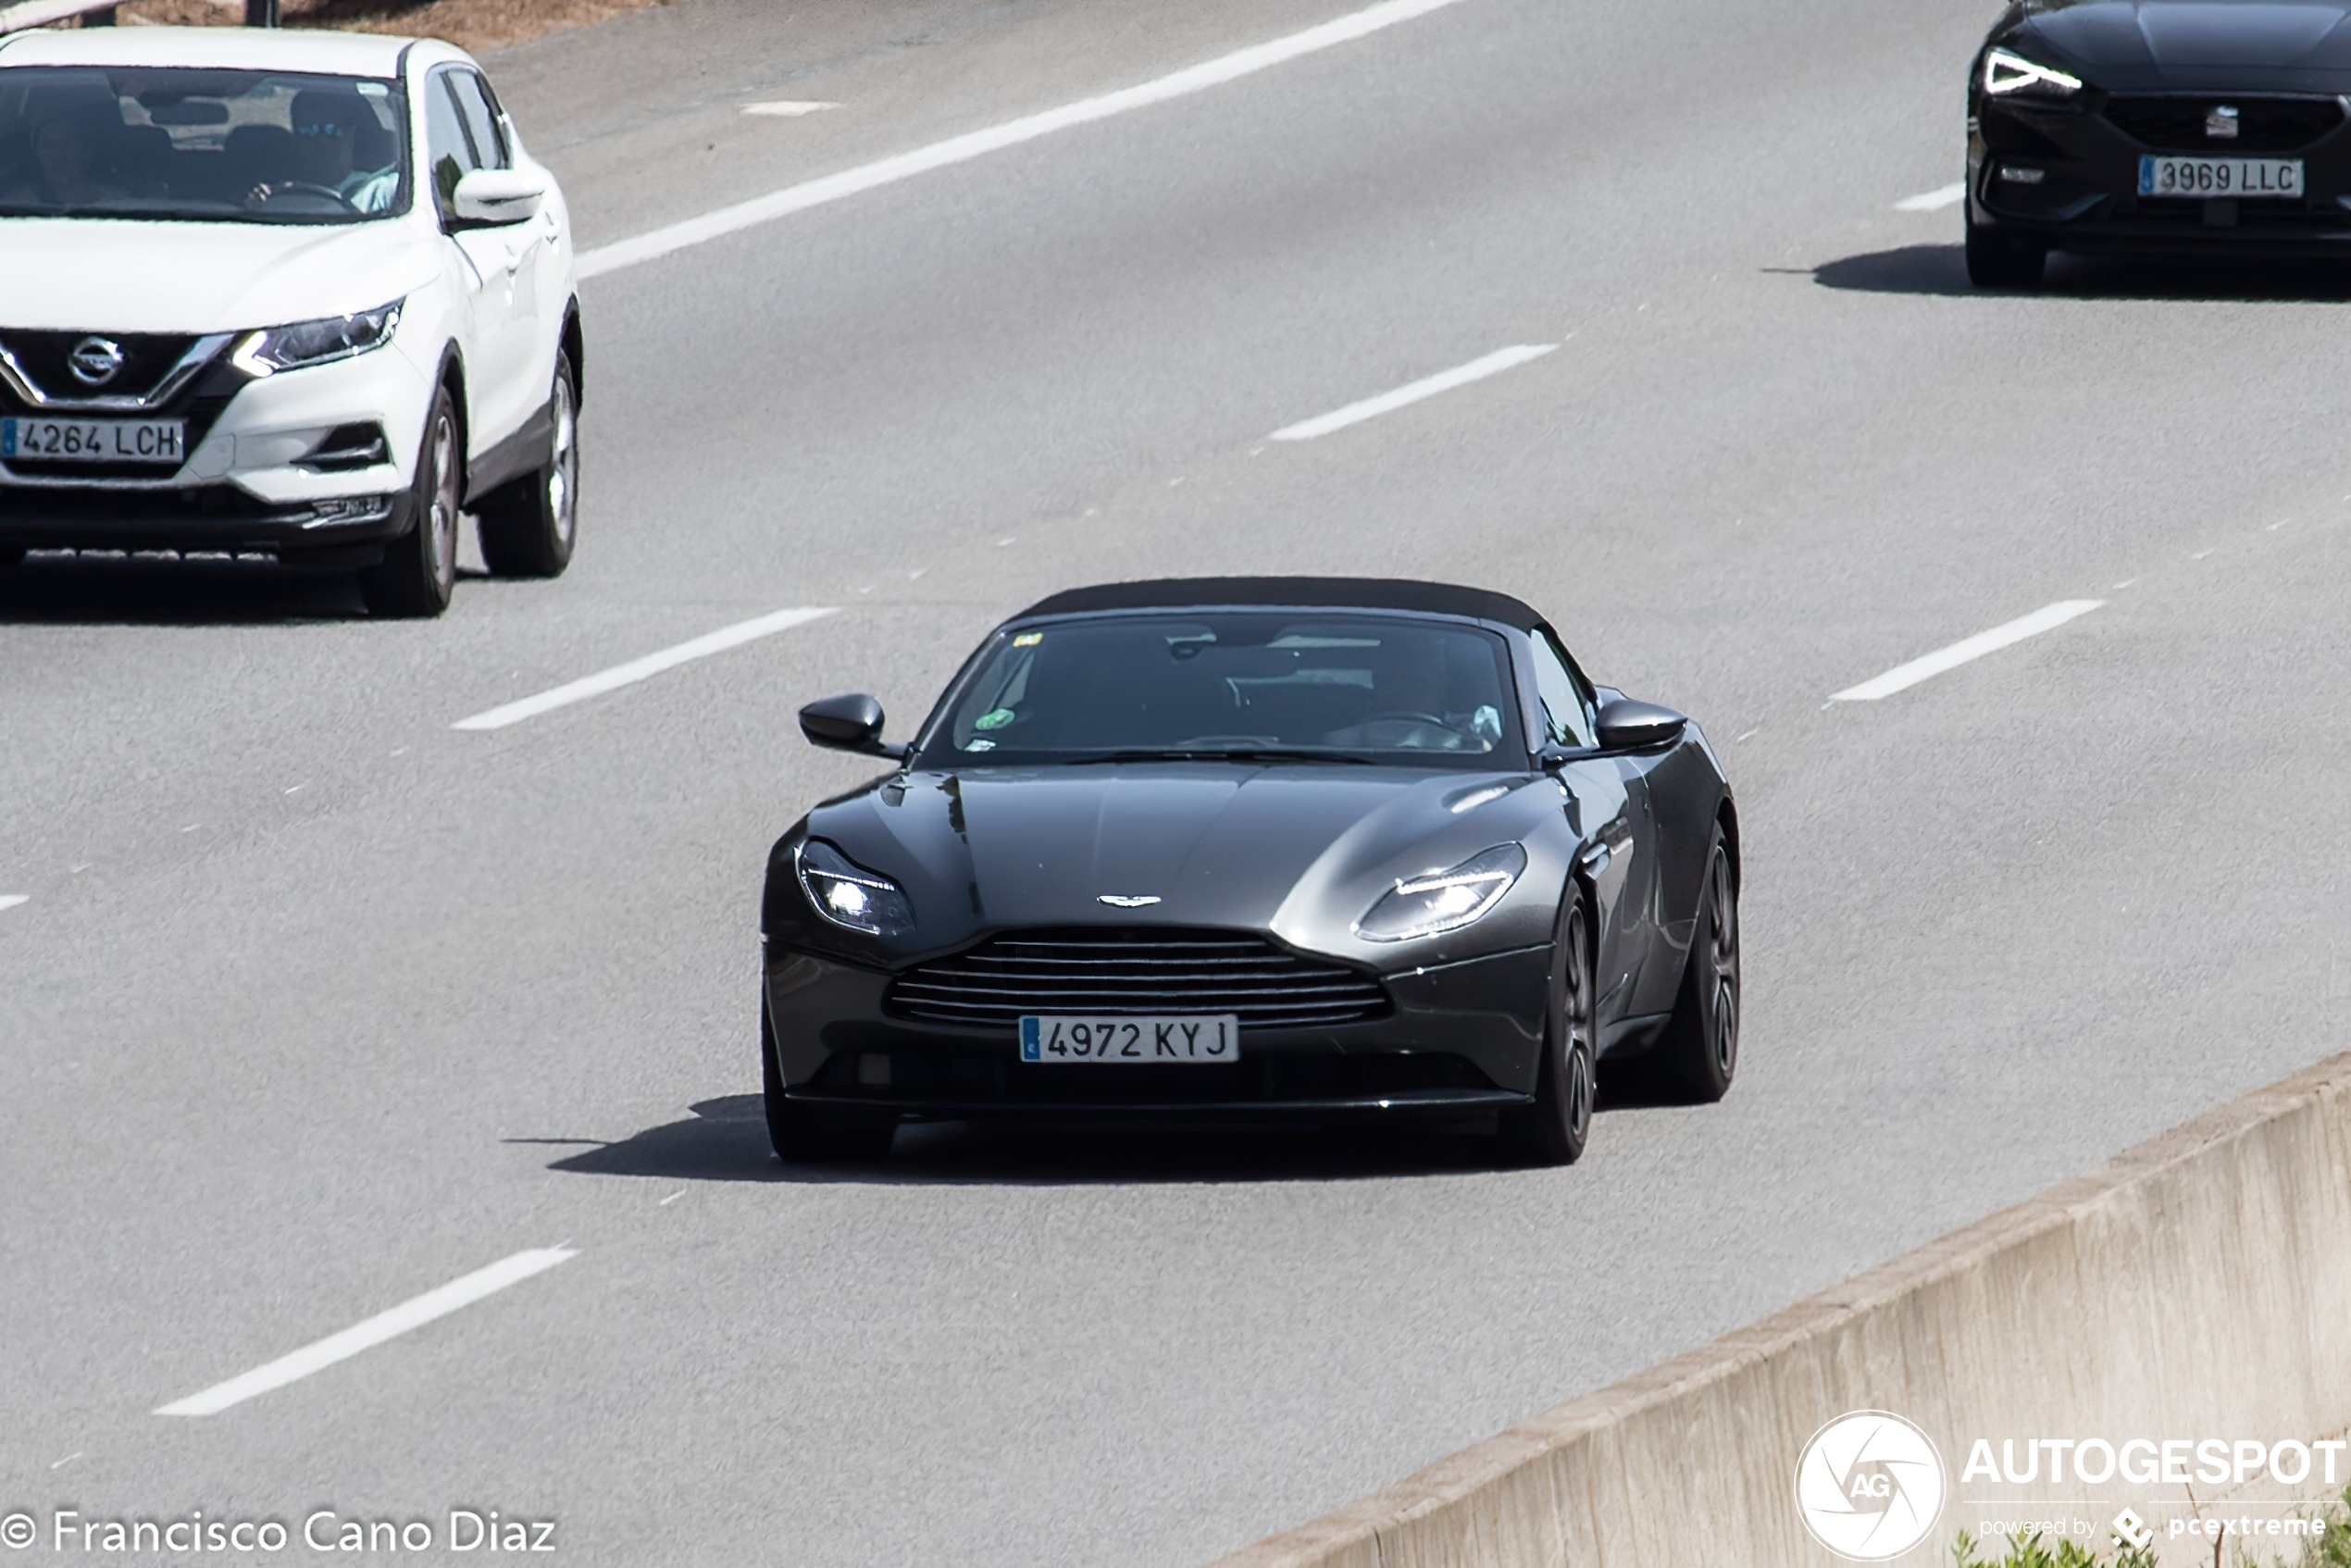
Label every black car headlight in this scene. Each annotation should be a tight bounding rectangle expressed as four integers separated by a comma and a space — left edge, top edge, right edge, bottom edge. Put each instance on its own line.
796, 839, 915, 937
1982, 46, 2082, 102
230, 300, 403, 378
1355, 843, 1526, 943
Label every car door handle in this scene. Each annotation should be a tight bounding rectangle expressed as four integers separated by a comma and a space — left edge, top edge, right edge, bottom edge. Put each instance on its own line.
1578, 840, 1612, 875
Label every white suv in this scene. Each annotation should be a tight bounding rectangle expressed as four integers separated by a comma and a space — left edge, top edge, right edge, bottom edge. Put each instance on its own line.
0, 26, 580, 616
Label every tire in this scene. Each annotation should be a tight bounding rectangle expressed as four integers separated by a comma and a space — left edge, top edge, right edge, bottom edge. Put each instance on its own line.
1965, 210, 2047, 289
762, 1000, 895, 1163
359, 385, 460, 618
477, 350, 579, 579
1499, 898, 1596, 1166
1656, 828, 1740, 1102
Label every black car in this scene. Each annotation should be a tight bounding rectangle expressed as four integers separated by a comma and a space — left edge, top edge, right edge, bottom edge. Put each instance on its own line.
1966, 0, 2351, 285
758, 579, 1739, 1166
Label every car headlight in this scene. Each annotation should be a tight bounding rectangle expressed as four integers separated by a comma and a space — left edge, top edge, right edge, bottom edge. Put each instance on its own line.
1355, 843, 1526, 943
1982, 46, 2082, 101
230, 300, 403, 378
796, 839, 916, 937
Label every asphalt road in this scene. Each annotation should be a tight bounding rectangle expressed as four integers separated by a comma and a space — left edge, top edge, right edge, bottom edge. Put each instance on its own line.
6, 0, 2351, 1562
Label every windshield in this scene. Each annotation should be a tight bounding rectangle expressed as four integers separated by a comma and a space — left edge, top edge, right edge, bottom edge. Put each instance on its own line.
0, 67, 407, 224
920, 612, 1525, 767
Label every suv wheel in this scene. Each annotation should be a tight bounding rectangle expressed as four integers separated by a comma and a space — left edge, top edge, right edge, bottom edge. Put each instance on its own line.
359, 386, 460, 618
477, 350, 579, 579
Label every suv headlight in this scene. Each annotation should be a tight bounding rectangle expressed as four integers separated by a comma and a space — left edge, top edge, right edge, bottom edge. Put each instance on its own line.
796, 839, 915, 937
230, 300, 403, 378
1355, 843, 1526, 942
1982, 46, 2082, 101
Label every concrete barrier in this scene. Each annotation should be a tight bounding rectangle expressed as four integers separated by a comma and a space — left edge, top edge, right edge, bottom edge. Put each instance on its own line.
1215, 1051, 2351, 1568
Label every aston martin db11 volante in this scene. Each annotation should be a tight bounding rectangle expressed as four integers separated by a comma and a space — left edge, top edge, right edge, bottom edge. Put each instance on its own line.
1967, 0, 2351, 285
758, 579, 1739, 1166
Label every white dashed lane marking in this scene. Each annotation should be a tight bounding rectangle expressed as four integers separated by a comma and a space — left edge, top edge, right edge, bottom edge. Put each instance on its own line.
452, 606, 839, 732
155, 1249, 578, 1417
1897, 181, 1966, 212
1831, 600, 2105, 702
1268, 344, 1557, 442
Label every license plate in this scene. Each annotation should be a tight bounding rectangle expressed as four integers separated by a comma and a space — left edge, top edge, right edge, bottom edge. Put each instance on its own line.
0, 416, 185, 465
2137, 155, 2303, 199
1019, 1014, 1241, 1064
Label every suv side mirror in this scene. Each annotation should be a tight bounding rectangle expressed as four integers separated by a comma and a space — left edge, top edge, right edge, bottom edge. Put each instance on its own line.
800, 693, 908, 759
1594, 699, 1686, 752
449, 167, 546, 228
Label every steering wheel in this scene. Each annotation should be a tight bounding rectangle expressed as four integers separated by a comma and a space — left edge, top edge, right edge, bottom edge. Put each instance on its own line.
266, 180, 358, 210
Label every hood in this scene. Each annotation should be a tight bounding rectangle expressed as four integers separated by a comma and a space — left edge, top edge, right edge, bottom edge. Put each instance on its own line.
2016, 0, 2351, 90
0, 217, 440, 333
799, 762, 1560, 958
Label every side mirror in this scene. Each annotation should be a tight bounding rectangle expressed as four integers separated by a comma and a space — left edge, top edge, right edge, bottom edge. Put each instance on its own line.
800, 693, 908, 759
449, 167, 546, 228
1594, 699, 1686, 753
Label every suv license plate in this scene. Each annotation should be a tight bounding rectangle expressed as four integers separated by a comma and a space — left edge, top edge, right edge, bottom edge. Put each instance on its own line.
1019, 1014, 1241, 1064
1, 416, 185, 464
2137, 156, 2303, 198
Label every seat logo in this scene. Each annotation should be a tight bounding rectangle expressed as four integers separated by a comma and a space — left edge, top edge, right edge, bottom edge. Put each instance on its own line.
1096, 894, 1162, 908
2207, 105, 2240, 140
1793, 1410, 1947, 1561
68, 337, 126, 386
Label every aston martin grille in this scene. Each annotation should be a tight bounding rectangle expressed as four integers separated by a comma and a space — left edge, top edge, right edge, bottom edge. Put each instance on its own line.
886, 928, 1390, 1028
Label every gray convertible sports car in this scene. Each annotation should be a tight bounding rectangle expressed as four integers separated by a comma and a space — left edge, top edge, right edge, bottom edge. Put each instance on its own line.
759, 578, 1739, 1166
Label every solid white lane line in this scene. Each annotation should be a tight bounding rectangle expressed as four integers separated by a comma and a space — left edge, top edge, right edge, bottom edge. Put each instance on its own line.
1897, 180, 1966, 213
576, 0, 1473, 280
1831, 600, 2104, 702
0, 895, 27, 913
452, 606, 839, 732
1268, 344, 1556, 442
741, 101, 840, 117
155, 1249, 576, 1418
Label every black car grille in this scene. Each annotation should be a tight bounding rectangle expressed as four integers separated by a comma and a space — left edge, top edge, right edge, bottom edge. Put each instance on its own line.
2102, 96, 2345, 153
886, 928, 1391, 1029
0, 330, 205, 404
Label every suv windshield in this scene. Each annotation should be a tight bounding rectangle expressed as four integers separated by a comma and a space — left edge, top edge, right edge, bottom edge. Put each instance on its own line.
923, 612, 1524, 767
0, 67, 407, 224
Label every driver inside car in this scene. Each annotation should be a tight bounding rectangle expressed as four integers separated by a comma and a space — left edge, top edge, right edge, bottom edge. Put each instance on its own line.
244, 88, 396, 214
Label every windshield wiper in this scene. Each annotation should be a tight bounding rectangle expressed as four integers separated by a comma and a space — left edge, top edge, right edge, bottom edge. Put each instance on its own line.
1055, 748, 1375, 765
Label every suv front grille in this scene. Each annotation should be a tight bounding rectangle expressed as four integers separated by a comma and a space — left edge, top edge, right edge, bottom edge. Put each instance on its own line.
886, 928, 1390, 1029
2103, 95, 2346, 153
0, 330, 207, 404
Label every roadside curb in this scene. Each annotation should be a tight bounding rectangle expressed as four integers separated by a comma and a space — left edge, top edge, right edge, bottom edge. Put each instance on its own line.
1214, 1050, 2351, 1567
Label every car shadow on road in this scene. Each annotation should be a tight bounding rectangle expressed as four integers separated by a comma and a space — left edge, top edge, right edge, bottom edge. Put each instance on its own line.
0, 553, 498, 625
1792, 243, 2351, 302
517, 1093, 1622, 1187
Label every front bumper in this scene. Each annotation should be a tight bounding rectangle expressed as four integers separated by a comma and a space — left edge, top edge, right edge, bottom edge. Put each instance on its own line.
764, 941, 1551, 1121
1972, 91, 2351, 254
0, 324, 429, 561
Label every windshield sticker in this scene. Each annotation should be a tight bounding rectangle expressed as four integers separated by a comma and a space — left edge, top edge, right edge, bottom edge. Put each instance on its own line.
964, 738, 997, 752
1012, 631, 1043, 648
974, 707, 1016, 731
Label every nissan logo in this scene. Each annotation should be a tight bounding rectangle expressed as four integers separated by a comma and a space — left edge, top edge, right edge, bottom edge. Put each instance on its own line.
68, 336, 126, 386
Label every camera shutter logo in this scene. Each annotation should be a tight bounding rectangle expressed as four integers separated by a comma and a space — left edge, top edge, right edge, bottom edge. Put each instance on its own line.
1794, 1410, 1947, 1561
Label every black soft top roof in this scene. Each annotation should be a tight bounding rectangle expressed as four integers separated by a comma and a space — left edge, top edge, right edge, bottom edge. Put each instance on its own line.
1013, 577, 1545, 630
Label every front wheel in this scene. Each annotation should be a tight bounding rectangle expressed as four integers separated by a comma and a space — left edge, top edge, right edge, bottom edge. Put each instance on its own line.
1499, 899, 1595, 1166
762, 1002, 896, 1163
1965, 210, 2047, 289
477, 350, 579, 579
1656, 828, 1739, 1102
358, 386, 460, 618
